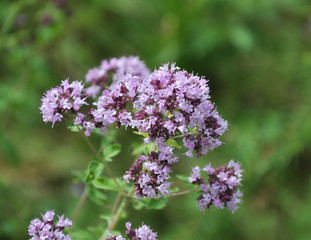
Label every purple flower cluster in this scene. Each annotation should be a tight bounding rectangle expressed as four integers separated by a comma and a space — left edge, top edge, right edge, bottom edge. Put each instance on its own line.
88, 74, 144, 132
40, 79, 88, 126
40, 58, 227, 157
40, 56, 229, 198
123, 142, 177, 198
28, 210, 72, 240
189, 160, 243, 213
107, 222, 157, 240
85, 56, 150, 98
132, 63, 228, 158
88, 62, 227, 158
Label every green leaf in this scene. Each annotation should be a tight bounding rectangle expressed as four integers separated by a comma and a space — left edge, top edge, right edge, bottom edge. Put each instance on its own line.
104, 144, 121, 161
131, 199, 146, 210
131, 198, 169, 210
176, 174, 189, 182
146, 198, 169, 209
86, 185, 107, 206
67, 125, 79, 133
85, 161, 104, 183
176, 174, 193, 186
165, 139, 182, 149
189, 127, 197, 132
131, 142, 145, 156
92, 128, 102, 135
72, 170, 87, 183
166, 111, 173, 118
92, 177, 122, 192
143, 142, 156, 155
169, 187, 180, 193
133, 131, 149, 138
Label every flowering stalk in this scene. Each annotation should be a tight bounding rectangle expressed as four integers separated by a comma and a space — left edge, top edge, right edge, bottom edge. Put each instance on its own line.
37, 56, 244, 240
75, 124, 127, 197
71, 187, 88, 226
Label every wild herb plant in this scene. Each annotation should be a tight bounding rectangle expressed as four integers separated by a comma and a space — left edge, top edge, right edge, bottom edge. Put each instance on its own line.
33, 56, 243, 240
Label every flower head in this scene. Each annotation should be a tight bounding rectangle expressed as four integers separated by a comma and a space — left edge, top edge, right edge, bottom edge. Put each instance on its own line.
28, 210, 72, 240
40, 79, 88, 126
85, 56, 150, 99
123, 142, 177, 198
189, 160, 243, 213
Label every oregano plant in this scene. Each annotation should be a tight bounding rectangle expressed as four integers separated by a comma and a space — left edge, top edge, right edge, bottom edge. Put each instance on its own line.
33, 56, 243, 240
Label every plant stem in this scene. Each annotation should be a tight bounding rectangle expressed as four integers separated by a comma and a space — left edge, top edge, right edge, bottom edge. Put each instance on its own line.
76, 126, 127, 197
170, 131, 198, 139
111, 193, 122, 217
99, 187, 135, 240
69, 187, 88, 231
170, 189, 196, 197
99, 198, 128, 240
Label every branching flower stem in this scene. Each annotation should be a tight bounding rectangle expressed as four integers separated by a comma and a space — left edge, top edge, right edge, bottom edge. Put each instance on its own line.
70, 187, 88, 227
170, 131, 198, 139
111, 193, 122, 217
170, 189, 198, 197
76, 125, 127, 197
99, 187, 135, 240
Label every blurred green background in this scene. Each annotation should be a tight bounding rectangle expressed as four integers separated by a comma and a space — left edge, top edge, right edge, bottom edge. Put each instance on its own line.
1, 0, 311, 239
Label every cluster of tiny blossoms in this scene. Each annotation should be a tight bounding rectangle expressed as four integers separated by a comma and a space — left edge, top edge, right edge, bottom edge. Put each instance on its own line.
28, 210, 72, 240
40, 79, 88, 127
88, 62, 228, 158
107, 222, 157, 240
189, 160, 243, 213
40, 56, 230, 199
124, 141, 177, 198
85, 56, 150, 98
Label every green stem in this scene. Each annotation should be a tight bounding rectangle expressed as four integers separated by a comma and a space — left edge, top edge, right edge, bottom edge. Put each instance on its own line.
170, 189, 197, 197
111, 193, 122, 217
170, 131, 198, 139
99, 187, 135, 240
76, 125, 127, 197
70, 187, 88, 227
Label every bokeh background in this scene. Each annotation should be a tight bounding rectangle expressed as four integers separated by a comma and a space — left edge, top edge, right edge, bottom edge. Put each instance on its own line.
1, 0, 311, 239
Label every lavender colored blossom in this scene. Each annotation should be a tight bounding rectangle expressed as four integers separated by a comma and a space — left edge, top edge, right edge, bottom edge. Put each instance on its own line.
136, 64, 226, 156
40, 79, 88, 126
129, 63, 228, 158
189, 160, 243, 213
85, 62, 228, 196
107, 222, 157, 240
40, 58, 230, 199
28, 210, 72, 240
123, 142, 177, 198
88, 62, 227, 158
40, 59, 227, 158
85, 56, 150, 98
90, 74, 141, 131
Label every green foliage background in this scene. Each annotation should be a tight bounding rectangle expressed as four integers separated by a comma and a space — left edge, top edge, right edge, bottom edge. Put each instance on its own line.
1, 0, 311, 239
